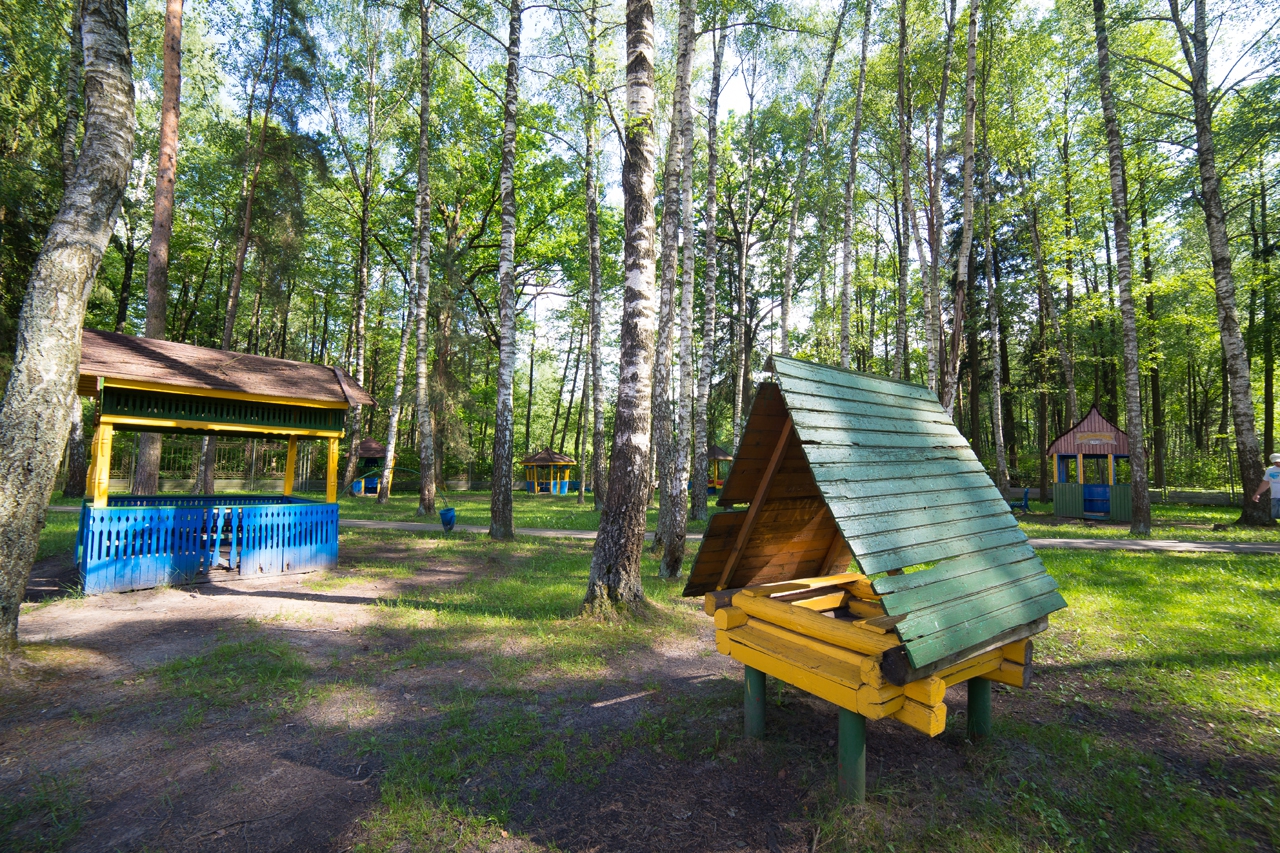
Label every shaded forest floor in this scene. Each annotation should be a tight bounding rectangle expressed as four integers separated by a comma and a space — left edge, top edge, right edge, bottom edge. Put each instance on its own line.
3, 526, 1278, 852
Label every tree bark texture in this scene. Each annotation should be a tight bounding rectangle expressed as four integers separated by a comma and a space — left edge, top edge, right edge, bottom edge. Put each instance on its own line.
379, 275, 415, 503
584, 0, 658, 614
840, 0, 872, 370
651, 0, 693, 553
1093, 0, 1151, 535
979, 42, 1008, 491
415, 0, 437, 515
0, 0, 134, 650
894, 0, 910, 380
133, 0, 183, 496
586, 2, 606, 510
490, 0, 522, 540
691, 23, 725, 525
780, 0, 849, 357
1168, 0, 1268, 523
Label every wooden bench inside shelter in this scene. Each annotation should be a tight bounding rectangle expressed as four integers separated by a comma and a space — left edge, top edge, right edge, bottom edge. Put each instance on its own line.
684, 356, 1067, 801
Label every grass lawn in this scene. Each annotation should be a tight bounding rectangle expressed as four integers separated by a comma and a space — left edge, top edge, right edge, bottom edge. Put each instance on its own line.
6, 520, 1277, 852
1017, 499, 1280, 542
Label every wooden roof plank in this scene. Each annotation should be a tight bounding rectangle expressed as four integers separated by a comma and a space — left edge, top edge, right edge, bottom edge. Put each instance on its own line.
882, 557, 1047, 615
901, 591, 1068, 666
853, 526, 1030, 576
872, 544, 1040, 595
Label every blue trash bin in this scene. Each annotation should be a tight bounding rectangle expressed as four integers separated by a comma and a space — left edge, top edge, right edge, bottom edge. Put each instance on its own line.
439, 506, 456, 532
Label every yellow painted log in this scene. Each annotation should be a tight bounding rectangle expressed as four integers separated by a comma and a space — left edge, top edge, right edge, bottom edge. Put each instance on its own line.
838, 577, 881, 600
1002, 638, 1033, 666
91, 424, 114, 507
892, 698, 947, 737
903, 675, 946, 706
737, 571, 868, 597
704, 590, 734, 615
788, 591, 849, 612
847, 598, 887, 619
732, 593, 900, 655
856, 682, 906, 719
716, 633, 862, 714
860, 657, 886, 690
717, 626, 863, 691
714, 606, 749, 630
982, 660, 1032, 689
936, 649, 1004, 687
745, 618, 873, 670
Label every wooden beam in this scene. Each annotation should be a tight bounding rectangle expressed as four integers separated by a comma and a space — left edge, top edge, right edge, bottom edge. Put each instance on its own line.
91, 424, 113, 507
326, 437, 339, 503
283, 436, 297, 496
880, 616, 1048, 686
818, 529, 851, 575
715, 415, 794, 590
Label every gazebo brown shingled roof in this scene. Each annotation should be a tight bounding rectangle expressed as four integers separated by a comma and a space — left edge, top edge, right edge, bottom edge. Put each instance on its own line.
520, 448, 576, 466
76, 328, 374, 407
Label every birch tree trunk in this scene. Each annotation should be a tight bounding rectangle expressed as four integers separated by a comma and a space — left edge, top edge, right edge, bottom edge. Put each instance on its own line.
979, 39, 1008, 492
894, 0, 910, 380
0, 0, 134, 650
651, 0, 693, 552
691, 22, 725, 525
939, 0, 977, 413
1168, 0, 1268, 524
61, 5, 88, 501
134, 0, 183, 496
584, 0, 658, 614
925, 0, 958, 395
732, 58, 757, 450
1025, 194, 1078, 421
662, 34, 699, 579
780, 0, 850, 356
490, 0, 522, 540
415, 0, 437, 515
378, 277, 414, 503
586, 1, 606, 510
1093, 0, 1151, 535
840, 0, 872, 370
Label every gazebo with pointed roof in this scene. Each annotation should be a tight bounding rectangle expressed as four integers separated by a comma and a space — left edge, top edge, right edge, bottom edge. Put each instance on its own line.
521, 448, 577, 495
707, 444, 733, 493
1047, 405, 1132, 521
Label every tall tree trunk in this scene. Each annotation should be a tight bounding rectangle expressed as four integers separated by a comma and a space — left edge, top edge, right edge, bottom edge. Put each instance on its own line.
560, 327, 583, 454
780, 0, 850, 356
490, 0, 522, 540
60, 3, 87, 501
378, 275, 415, 503
732, 58, 757, 450
894, 0, 910, 380
586, 1, 606, 510
1025, 196, 1078, 421
1168, 0, 1268, 523
414, 0, 437, 514
979, 36, 1008, 492
939, 0, 978, 412
584, 0, 658, 614
1093, 0, 1150, 534
133, 0, 183, 496
662, 36, 699, 579
651, 0, 694, 552
925, 0, 958, 393
840, 0, 872, 370
0, 0, 134, 650
691, 22, 726, 525
1261, 172, 1273, 459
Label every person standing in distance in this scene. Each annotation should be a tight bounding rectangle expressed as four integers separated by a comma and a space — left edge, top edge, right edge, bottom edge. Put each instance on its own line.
1250, 453, 1280, 520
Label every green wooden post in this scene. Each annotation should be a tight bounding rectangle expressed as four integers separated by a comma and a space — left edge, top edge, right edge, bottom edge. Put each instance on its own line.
837, 707, 866, 802
968, 677, 992, 740
744, 666, 765, 738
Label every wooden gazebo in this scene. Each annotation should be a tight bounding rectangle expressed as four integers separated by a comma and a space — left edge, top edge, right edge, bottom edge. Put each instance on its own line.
353, 438, 387, 495
521, 448, 576, 494
707, 444, 733, 493
687, 356, 1066, 800
1047, 406, 1131, 521
75, 329, 373, 593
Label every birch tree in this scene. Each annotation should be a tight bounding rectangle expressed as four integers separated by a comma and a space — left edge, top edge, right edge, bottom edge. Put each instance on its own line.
490, 0, 522, 540
414, 0, 436, 515
585, 0, 658, 613
0, 0, 134, 650
840, 0, 872, 371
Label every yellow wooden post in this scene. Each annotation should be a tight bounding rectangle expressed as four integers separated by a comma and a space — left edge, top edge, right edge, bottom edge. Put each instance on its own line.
1108, 454, 1115, 485
91, 424, 114, 507
1051, 455, 1057, 484
1076, 453, 1084, 484
283, 436, 297, 496
326, 437, 339, 503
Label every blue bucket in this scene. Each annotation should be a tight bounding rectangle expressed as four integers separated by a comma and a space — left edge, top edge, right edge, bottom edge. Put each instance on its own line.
439, 507, 456, 532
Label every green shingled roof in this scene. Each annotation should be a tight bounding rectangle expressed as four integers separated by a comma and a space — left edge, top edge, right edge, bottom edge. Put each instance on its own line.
698, 356, 1066, 670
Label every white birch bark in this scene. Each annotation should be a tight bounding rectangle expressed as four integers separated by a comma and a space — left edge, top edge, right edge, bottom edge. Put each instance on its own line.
0, 0, 134, 649
840, 0, 872, 370
586, 1, 606, 510
415, 0, 437, 515
584, 0, 658, 612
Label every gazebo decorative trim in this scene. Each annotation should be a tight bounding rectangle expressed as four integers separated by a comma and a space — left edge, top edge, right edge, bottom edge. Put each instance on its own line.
74, 329, 372, 594
686, 356, 1066, 799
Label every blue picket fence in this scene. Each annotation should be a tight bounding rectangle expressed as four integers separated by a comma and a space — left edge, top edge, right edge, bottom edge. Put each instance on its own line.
77, 496, 338, 595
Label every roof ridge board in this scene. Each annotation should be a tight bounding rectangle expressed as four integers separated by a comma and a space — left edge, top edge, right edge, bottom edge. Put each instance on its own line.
872, 543, 1040, 594
843, 510, 1021, 558
901, 590, 1067, 666
769, 355, 936, 399
855, 526, 1031, 575
880, 557, 1048, 616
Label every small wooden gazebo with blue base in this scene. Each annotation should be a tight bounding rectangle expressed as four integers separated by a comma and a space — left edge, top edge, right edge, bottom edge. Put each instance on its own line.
74, 329, 373, 594
687, 356, 1066, 801
521, 448, 577, 494
1048, 406, 1132, 522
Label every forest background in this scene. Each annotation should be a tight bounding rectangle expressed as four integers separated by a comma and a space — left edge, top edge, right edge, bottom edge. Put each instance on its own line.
2, 0, 1279, 516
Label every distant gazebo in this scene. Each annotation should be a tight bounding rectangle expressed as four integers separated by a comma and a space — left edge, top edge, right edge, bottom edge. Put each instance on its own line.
353, 438, 386, 495
708, 444, 733, 493
1048, 406, 1132, 521
521, 448, 576, 495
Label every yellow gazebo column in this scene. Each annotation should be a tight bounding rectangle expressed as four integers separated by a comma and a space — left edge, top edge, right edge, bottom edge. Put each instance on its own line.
1108, 454, 1115, 485
90, 424, 114, 508
326, 437, 339, 503
1076, 453, 1084, 485
283, 436, 298, 497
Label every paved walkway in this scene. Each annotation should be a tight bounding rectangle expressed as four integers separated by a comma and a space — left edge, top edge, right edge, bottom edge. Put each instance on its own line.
50, 506, 1280, 554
